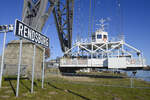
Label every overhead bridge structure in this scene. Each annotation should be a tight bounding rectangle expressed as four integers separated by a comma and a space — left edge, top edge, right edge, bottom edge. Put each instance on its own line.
22, 0, 147, 73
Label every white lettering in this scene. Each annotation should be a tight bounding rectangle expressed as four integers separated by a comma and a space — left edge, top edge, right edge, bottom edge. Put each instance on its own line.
32, 30, 35, 41
28, 28, 32, 39
16, 20, 49, 47
18, 23, 23, 36
46, 38, 49, 47
35, 32, 38, 42
38, 34, 41, 44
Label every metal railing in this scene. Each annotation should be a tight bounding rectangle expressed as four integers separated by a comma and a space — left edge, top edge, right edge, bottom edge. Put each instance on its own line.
126, 57, 146, 66
60, 57, 146, 67
61, 58, 88, 65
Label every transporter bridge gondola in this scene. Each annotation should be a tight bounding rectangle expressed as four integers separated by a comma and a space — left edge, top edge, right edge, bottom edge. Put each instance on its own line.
59, 19, 147, 73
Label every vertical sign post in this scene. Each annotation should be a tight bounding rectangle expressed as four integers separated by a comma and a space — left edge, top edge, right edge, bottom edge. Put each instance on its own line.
42, 48, 45, 88
0, 31, 7, 88
31, 44, 36, 93
16, 39, 23, 97
15, 19, 49, 96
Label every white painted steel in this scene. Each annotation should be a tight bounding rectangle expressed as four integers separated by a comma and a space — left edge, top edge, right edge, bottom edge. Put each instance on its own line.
108, 57, 127, 68
0, 31, 7, 88
60, 27, 146, 69
42, 48, 45, 88
16, 39, 23, 97
31, 45, 36, 93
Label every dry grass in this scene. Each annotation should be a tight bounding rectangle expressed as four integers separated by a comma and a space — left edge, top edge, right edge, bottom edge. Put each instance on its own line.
45, 71, 96, 82
0, 71, 150, 100
60, 76, 96, 82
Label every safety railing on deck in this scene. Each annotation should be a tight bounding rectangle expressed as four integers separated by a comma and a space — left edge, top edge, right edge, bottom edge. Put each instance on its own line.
126, 57, 146, 66
60, 58, 88, 66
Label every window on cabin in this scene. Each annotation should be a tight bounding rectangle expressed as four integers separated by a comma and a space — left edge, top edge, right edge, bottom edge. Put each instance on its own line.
97, 34, 102, 39
92, 35, 95, 42
104, 35, 107, 39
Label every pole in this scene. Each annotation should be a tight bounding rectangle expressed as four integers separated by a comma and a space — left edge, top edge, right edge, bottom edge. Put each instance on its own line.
118, 49, 120, 58
0, 31, 7, 88
130, 75, 133, 88
31, 45, 36, 93
106, 43, 109, 58
16, 39, 22, 97
91, 43, 93, 67
42, 48, 45, 88
77, 44, 79, 65
121, 43, 124, 56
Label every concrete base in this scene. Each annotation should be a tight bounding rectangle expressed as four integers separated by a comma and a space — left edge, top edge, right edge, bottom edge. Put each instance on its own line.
1, 40, 44, 79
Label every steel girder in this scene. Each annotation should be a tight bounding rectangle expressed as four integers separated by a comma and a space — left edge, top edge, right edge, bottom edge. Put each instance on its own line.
22, 0, 49, 31
52, 0, 74, 52
22, 0, 74, 52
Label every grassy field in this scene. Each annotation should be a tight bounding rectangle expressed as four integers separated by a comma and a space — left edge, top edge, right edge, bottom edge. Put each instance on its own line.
0, 72, 150, 100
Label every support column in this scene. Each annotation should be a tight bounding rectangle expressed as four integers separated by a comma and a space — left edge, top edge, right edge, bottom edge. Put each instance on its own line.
106, 43, 109, 58
42, 48, 45, 88
139, 52, 144, 66
118, 49, 120, 58
16, 39, 23, 97
77, 44, 79, 65
91, 43, 93, 67
121, 44, 124, 56
31, 45, 36, 93
0, 31, 7, 88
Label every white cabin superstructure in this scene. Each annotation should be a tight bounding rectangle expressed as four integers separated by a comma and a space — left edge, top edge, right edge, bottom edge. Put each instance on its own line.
92, 29, 108, 43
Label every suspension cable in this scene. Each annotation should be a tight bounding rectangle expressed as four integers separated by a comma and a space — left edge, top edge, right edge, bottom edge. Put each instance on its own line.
88, 0, 92, 41
76, 0, 81, 41
91, 0, 96, 36
117, 0, 124, 39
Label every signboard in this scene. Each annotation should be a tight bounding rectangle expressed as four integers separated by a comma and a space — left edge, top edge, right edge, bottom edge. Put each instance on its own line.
15, 19, 49, 48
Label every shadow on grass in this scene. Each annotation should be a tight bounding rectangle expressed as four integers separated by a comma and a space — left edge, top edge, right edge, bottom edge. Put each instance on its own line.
28, 79, 38, 87
47, 82, 91, 100
4, 77, 32, 95
8, 80, 16, 96
20, 80, 31, 92
20, 79, 38, 92
4, 77, 29, 81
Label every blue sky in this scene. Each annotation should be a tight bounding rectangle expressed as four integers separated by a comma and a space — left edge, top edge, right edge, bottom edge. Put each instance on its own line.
0, 0, 150, 65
